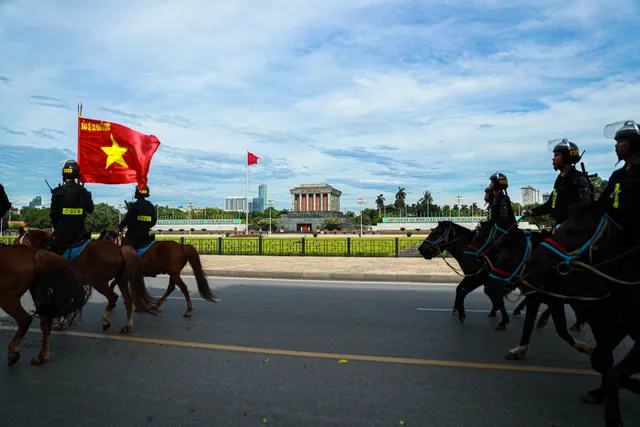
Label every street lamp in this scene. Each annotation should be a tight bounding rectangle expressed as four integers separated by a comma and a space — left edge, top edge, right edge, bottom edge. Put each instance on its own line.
454, 193, 463, 218
357, 196, 365, 237
187, 200, 194, 235
267, 199, 274, 236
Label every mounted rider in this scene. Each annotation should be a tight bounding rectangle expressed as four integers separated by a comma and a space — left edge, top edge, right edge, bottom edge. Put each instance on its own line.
118, 185, 157, 249
47, 160, 95, 254
486, 172, 517, 233
522, 139, 592, 233
474, 186, 494, 233
599, 119, 640, 246
0, 183, 11, 222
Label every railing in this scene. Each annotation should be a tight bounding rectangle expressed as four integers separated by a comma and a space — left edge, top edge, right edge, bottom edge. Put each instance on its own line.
1, 235, 451, 258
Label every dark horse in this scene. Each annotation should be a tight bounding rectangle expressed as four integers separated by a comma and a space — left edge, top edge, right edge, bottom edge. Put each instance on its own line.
478, 227, 594, 361
418, 221, 499, 324
15, 227, 156, 333
523, 201, 640, 427
0, 244, 92, 365
98, 229, 217, 317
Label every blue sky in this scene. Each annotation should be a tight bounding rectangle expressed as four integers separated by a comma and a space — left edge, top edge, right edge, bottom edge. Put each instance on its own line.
1, 0, 639, 212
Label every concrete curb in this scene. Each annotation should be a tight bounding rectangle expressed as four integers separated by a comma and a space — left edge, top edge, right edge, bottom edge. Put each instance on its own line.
201, 269, 461, 283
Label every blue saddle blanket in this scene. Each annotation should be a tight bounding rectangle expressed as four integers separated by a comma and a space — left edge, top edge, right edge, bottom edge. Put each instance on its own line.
62, 239, 93, 260
137, 240, 157, 257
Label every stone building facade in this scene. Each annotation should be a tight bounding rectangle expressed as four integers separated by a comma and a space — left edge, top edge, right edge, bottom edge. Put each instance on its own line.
279, 184, 354, 232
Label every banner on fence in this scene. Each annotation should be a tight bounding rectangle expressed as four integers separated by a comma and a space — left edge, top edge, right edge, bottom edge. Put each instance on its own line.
157, 219, 242, 225
381, 216, 522, 223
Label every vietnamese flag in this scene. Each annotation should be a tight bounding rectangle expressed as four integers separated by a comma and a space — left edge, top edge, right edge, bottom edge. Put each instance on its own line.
248, 151, 259, 165
77, 116, 161, 189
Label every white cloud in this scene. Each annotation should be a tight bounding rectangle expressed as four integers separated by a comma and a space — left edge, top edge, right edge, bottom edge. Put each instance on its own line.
0, 0, 639, 211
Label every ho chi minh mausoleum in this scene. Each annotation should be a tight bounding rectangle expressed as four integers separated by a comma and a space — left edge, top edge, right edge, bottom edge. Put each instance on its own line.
279, 184, 355, 232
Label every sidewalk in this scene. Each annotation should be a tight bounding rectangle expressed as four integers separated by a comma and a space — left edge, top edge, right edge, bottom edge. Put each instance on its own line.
184, 255, 461, 283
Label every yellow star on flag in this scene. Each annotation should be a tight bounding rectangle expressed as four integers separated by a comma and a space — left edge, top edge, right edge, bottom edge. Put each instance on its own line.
101, 135, 129, 169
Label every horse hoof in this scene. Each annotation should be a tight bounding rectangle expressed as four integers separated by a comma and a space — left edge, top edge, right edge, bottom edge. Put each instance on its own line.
102, 323, 111, 332
119, 326, 131, 334
7, 353, 20, 366
459, 314, 466, 325
30, 357, 48, 365
487, 311, 497, 318
506, 351, 526, 361
536, 321, 547, 329
183, 311, 193, 318
580, 391, 603, 405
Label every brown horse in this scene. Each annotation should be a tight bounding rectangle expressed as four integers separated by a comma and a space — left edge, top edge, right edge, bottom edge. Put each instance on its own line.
15, 227, 156, 333
0, 244, 92, 366
97, 229, 216, 317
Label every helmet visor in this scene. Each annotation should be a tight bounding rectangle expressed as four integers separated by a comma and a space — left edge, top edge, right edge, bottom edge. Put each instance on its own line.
547, 139, 570, 151
603, 120, 640, 139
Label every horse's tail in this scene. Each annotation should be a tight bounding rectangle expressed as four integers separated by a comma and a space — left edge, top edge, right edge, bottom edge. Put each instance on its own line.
33, 249, 92, 327
183, 244, 216, 302
119, 245, 157, 312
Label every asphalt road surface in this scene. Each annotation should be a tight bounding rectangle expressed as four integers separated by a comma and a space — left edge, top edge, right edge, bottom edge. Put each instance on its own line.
1, 277, 637, 427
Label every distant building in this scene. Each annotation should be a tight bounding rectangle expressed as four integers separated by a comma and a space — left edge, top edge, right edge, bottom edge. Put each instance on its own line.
541, 192, 551, 204
521, 186, 540, 206
28, 196, 42, 208
251, 197, 263, 212
224, 197, 247, 212
278, 184, 353, 232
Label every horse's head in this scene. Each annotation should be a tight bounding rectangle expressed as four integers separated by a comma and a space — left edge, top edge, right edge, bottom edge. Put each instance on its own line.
419, 221, 453, 259
98, 228, 122, 245
524, 201, 622, 291
460, 224, 501, 274
14, 226, 51, 248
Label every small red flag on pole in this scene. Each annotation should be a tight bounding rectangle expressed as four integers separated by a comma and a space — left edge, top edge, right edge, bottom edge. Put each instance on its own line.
246, 151, 259, 233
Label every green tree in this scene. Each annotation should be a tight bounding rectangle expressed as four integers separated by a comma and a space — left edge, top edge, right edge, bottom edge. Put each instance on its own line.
321, 216, 344, 230
85, 203, 120, 232
20, 206, 52, 229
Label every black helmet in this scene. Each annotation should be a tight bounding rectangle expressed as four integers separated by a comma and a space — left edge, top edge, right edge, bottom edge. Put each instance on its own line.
484, 186, 492, 193
604, 120, 640, 150
489, 172, 508, 190
135, 185, 150, 198
547, 139, 581, 168
62, 160, 80, 180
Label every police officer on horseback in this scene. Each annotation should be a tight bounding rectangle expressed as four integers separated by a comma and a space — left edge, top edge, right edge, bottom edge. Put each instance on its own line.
47, 160, 95, 254
487, 172, 517, 231
0, 184, 11, 235
118, 185, 157, 249
599, 119, 640, 245
474, 186, 494, 233
522, 139, 592, 232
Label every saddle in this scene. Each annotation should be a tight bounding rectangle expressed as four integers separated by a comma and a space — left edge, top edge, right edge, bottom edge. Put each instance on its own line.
62, 239, 93, 260
136, 240, 157, 257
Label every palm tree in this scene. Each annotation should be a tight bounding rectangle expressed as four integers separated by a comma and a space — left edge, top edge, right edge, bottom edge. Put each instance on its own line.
395, 186, 406, 216
418, 190, 433, 217
375, 194, 385, 216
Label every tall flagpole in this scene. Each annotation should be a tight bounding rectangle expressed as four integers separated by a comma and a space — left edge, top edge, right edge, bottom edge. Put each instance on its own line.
245, 151, 249, 234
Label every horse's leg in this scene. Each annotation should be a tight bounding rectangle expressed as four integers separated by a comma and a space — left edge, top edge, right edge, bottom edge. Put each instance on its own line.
548, 302, 592, 355
454, 277, 483, 325
0, 299, 33, 366
512, 298, 527, 316
31, 316, 52, 365
603, 343, 640, 427
171, 273, 195, 318
506, 295, 542, 360
485, 281, 509, 330
113, 280, 134, 334
151, 279, 176, 312
536, 305, 551, 328
569, 306, 586, 331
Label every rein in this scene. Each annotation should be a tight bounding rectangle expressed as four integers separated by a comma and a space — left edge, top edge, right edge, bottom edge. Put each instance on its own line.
539, 213, 640, 285
423, 224, 492, 277
18, 230, 51, 248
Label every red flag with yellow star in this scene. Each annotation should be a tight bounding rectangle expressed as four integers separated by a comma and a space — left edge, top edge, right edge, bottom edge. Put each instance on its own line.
77, 116, 161, 189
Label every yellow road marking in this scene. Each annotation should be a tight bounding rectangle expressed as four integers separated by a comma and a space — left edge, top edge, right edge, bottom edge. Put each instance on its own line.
0, 325, 599, 376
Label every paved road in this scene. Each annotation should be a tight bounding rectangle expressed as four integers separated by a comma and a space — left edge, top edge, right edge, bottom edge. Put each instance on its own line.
0, 277, 637, 427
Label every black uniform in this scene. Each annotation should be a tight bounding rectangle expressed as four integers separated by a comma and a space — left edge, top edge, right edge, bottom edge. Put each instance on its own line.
0, 184, 11, 221
48, 181, 94, 254
531, 166, 592, 226
118, 198, 157, 249
488, 190, 516, 231
597, 158, 640, 245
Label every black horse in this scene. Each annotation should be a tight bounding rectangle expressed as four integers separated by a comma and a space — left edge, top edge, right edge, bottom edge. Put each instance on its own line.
523, 201, 640, 427
418, 221, 497, 324
479, 227, 593, 360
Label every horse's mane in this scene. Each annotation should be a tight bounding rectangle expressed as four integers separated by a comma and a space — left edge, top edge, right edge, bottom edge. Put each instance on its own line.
19, 227, 50, 237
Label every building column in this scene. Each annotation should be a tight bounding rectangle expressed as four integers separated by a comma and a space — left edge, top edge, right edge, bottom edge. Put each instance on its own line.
320, 193, 324, 211
313, 194, 317, 211
292, 194, 296, 211
306, 194, 309, 211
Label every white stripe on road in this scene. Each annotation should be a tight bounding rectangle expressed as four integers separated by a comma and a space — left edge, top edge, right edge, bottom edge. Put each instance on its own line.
154, 275, 461, 287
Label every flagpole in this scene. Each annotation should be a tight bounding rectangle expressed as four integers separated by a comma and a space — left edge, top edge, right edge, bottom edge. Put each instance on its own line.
245, 152, 249, 234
